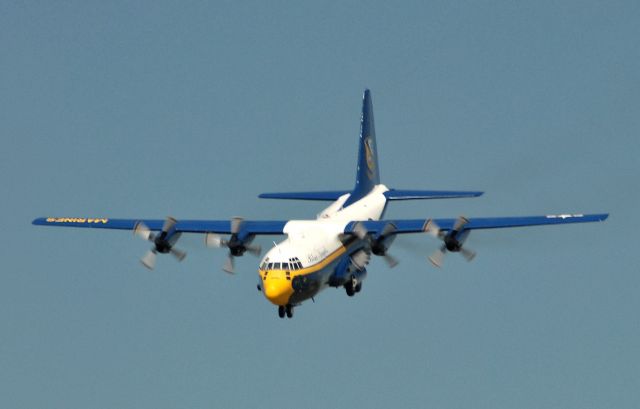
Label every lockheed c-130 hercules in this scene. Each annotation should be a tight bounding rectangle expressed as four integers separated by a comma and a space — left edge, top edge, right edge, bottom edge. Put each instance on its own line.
33, 90, 608, 319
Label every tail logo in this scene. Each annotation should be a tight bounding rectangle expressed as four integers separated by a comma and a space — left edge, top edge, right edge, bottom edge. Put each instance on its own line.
364, 137, 376, 179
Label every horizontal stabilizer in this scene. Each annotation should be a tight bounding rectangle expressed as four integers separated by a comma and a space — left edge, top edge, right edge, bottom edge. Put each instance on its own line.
258, 191, 350, 201
259, 189, 482, 201
383, 189, 483, 200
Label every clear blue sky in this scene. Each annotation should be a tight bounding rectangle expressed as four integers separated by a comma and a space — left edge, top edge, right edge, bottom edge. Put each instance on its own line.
1, 1, 638, 408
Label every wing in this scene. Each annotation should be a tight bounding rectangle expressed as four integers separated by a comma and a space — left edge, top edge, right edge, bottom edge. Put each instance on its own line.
344, 213, 609, 235
32, 217, 288, 235
430, 213, 609, 231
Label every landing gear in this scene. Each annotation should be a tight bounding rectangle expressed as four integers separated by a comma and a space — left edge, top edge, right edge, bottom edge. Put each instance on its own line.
345, 276, 360, 297
278, 304, 294, 319
345, 285, 355, 297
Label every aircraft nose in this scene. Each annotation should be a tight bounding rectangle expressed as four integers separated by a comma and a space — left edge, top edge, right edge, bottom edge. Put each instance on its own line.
263, 276, 293, 306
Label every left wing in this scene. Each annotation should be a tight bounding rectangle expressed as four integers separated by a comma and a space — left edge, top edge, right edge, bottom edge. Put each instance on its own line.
344, 213, 609, 235
32, 217, 288, 235
32, 217, 288, 272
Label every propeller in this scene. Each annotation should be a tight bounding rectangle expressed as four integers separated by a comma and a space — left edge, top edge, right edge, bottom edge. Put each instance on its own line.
204, 217, 262, 274
426, 217, 476, 267
381, 253, 399, 268
352, 222, 399, 268
133, 216, 187, 270
140, 249, 157, 270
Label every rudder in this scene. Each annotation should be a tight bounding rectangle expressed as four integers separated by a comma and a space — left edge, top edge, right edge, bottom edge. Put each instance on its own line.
344, 89, 380, 206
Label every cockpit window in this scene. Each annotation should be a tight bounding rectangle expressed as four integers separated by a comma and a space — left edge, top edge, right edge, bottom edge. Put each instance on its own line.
261, 258, 304, 271
282, 257, 302, 270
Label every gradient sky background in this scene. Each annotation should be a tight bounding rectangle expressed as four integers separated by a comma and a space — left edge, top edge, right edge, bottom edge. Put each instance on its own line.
1, 1, 638, 408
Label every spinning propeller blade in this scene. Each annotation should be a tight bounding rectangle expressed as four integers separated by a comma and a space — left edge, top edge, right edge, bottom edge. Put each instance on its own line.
223, 256, 235, 274
383, 253, 399, 268
141, 249, 157, 270
133, 222, 153, 241
170, 247, 187, 262
204, 233, 225, 248
352, 222, 369, 239
230, 217, 243, 234
162, 217, 177, 234
245, 244, 262, 257
460, 247, 476, 262
426, 220, 443, 238
453, 216, 469, 232
428, 246, 446, 268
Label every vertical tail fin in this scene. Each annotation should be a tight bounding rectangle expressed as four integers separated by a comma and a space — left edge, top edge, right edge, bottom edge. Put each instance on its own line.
345, 89, 380, 206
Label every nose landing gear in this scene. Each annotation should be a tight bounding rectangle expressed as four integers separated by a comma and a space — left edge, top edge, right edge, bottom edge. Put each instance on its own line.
278, 304, 294, 319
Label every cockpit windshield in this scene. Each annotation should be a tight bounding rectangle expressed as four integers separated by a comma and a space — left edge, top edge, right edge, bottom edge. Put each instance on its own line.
259, 257, 304, 271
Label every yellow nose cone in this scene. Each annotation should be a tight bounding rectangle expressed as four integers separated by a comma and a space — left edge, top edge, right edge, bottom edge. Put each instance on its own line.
263, 277, 294, 306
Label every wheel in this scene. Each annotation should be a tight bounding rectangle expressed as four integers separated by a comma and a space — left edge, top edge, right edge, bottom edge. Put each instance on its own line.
345, 285, 355, 297
345, 275, 357, 297
355, 282, 362, 293
285, 304, 293, 318
278, 305, 285, 318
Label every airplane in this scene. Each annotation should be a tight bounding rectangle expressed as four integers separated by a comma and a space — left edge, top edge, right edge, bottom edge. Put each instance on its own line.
33, 90, 608, 319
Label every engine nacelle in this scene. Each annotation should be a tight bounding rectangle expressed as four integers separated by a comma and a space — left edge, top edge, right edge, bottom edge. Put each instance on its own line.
371, 234, 396, 256
444, 229, 470, 252
227, 233, 255, 256
154, 231, 181, 254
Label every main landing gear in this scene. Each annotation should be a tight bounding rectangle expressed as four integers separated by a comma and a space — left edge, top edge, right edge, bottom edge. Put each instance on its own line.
344, 276, 362, 297
278, 304, 294, 319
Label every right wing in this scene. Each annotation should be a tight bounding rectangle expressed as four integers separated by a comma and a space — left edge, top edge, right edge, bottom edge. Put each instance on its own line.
344, 213, 609, 235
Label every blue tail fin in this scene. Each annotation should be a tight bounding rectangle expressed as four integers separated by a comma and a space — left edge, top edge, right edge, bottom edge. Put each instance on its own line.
344, 89, 380, 206
257, 90, 483, 205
